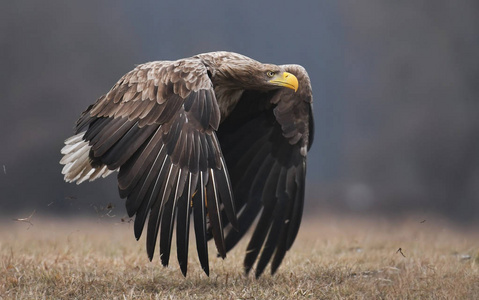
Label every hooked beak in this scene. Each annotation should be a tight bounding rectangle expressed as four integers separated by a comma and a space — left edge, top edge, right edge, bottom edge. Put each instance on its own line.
269, 72, 298, 92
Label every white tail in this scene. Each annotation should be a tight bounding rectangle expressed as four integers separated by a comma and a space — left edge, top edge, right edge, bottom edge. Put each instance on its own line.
60, 132, 115, 184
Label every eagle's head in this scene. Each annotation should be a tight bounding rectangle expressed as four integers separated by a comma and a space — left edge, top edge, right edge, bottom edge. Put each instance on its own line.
262, 66, 298, 92
205, 53, 299, 92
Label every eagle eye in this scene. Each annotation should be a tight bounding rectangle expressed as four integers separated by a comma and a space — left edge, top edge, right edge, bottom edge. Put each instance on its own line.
266, 71, 275, 78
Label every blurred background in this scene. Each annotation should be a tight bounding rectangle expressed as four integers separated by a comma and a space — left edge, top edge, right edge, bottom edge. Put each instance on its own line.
1, 0, 478, 223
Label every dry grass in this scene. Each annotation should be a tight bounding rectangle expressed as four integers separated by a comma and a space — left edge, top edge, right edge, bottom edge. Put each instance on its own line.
1, 214, 478, 299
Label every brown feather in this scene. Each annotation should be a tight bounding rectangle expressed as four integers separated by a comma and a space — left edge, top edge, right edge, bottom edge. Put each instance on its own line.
60, 51, 313, 278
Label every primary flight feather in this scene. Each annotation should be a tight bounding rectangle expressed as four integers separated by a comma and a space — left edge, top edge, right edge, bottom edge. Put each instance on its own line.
60, 51, 314, 277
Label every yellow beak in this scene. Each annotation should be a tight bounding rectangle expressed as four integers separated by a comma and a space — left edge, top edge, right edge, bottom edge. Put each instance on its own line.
269, 72, 298, 92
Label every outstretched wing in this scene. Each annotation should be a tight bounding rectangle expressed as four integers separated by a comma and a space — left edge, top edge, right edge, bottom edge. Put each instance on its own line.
217, 65, 313, 277
66, 59, 237, 276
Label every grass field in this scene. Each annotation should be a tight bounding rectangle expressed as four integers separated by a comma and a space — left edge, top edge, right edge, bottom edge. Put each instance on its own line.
1, 213, 478, 299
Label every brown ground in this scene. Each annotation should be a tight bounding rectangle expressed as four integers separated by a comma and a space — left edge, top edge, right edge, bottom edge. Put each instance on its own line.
1, 213, 478, 299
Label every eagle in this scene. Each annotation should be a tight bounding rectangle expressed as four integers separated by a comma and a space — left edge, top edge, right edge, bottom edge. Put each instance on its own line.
60, 51, 314, 278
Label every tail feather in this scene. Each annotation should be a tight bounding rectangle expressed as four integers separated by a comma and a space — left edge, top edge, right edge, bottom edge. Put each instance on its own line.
60, 132, 115, 184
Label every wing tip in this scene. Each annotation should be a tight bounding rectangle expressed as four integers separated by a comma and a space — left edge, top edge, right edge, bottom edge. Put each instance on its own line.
180, 263, 188, 277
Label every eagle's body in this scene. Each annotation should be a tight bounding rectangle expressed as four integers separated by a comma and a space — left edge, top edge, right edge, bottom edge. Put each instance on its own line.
61, 51, 314, 277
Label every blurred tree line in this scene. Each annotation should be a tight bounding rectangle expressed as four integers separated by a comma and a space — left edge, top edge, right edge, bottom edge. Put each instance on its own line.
0, 1, 477, 222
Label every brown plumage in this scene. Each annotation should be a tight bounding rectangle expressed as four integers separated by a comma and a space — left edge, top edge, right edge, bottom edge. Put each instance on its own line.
60, 51, 314, 277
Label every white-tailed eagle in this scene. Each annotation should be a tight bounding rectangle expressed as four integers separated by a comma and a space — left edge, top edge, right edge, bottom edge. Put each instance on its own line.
60, 51, 314, 278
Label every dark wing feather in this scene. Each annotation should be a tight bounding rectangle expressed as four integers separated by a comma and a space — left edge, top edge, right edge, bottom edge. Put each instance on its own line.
159, 165, 181, 267
193, 171, 210, 275
176, 172, 195, 276
217, 65, 313, 277
75, 59, 236, 276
